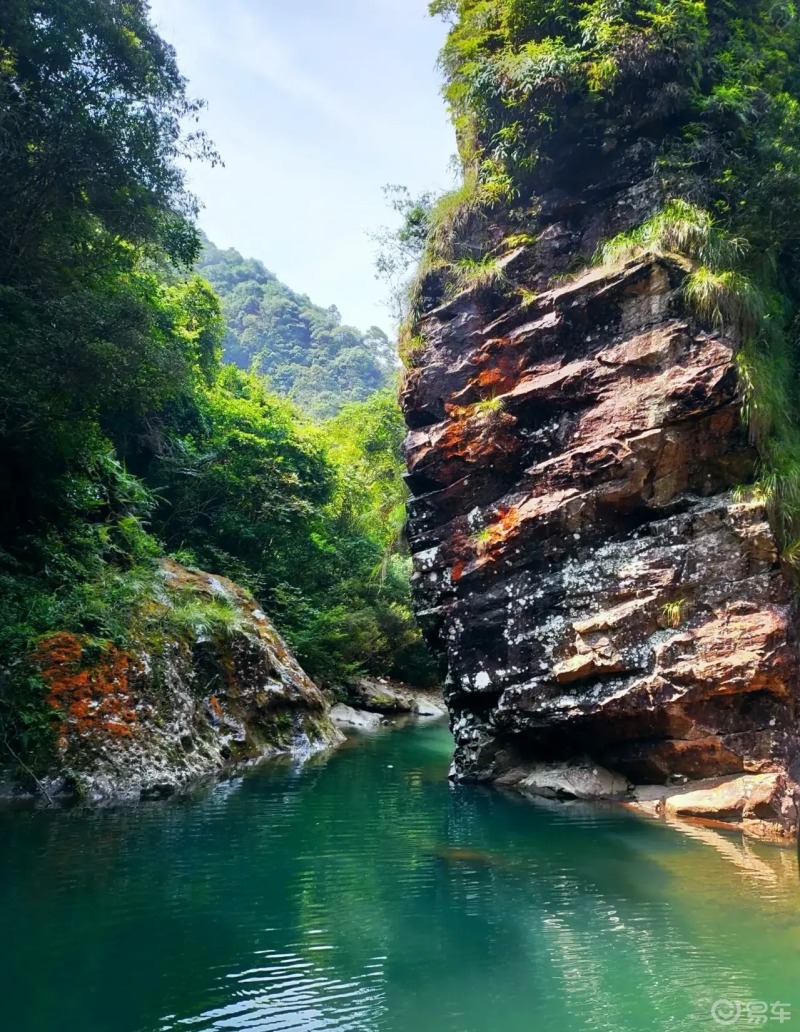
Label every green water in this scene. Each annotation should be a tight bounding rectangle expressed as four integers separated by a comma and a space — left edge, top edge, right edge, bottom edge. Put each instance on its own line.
2, 721, 800, 1032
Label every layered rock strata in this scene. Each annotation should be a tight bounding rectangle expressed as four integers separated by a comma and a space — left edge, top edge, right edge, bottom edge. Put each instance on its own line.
402, 243, 800, 841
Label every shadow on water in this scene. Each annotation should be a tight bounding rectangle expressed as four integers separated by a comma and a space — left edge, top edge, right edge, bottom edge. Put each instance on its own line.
1, 719, 799, 1032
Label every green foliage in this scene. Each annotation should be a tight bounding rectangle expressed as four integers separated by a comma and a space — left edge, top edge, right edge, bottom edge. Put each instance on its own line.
372, 185, 441, 323
374, 175, 495, 334
431, 0, 709, 194
735, 345, 792, 448
0, 0, 222, 563
142, 376, 438, 684
781, 537, 800, 569
197, 239, 394, 418
502, 232, 537, 251
683, 268, 766, 340
451, 255, 507, 293
272, 390, 439, 685
661, 599, 687, 628
596, 200, 743, 268
425, 174, 488, 261
0, 1, 439, 775
471, 526, 494, 547
517, 286, 539, 306
0, 448, 167, 772
154, 591, 248, 642
398, 331, 427, 368
149, 366, 332, 595
472, 395, 506, 417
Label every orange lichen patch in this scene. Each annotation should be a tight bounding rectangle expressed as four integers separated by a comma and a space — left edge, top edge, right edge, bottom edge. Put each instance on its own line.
436, 410, 519, 467
444, 402, 476, 421
32, 633, 139, 749
104, 722, 134, 738
33, 631, 83, 672
478, 506, 523, 555
437, 419, 481, 463
451, 508, 526, 583
473, 367, 509, 390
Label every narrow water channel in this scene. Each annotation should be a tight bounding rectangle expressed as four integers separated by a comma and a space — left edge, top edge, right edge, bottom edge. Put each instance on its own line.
2, 720, 799, 1032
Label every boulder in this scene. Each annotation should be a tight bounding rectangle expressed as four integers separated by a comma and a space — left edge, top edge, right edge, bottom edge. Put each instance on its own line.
330, 704, 384, 731
31, 560, 342, 801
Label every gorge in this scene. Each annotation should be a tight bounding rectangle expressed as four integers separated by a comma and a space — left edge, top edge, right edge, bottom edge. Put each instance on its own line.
6, 1, 800, 1029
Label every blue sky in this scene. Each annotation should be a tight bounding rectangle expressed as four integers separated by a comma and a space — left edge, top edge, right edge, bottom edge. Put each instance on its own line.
148, 0, 456, 334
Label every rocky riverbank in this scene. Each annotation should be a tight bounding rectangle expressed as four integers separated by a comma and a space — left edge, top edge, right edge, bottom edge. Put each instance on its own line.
3, 561, 343, 804
330, 678, 446, 731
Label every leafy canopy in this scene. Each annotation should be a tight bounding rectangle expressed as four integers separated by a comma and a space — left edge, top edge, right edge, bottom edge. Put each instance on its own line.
0, 0, 438, 776
198, 239, 396, 419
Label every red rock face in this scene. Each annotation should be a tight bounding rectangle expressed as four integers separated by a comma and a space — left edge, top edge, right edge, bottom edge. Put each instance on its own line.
402, 251, 800, 841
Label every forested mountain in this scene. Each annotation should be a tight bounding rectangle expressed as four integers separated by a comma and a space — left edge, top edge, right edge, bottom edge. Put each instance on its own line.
198, 240, 394, 418
0, 0, 436, 782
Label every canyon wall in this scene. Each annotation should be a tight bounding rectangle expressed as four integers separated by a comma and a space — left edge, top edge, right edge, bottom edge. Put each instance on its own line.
401, 131, 800, 841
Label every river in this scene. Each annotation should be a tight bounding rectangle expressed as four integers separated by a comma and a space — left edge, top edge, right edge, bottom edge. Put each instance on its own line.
2, 719, 799, 1031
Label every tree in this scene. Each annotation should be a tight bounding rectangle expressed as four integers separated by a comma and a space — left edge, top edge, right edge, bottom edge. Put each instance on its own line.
0, 0, 219, 543
197, 238, 392, 418
0, 1, 439, 776
371, 185, 439, 323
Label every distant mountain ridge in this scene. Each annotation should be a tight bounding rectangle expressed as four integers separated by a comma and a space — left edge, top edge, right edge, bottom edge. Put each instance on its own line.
198, 238, 394, 418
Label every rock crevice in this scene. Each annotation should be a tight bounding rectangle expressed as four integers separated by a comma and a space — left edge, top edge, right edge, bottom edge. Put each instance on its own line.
402, 249, 800, 841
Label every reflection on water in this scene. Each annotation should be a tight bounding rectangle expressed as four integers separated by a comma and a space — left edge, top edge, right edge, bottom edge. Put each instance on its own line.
1, 721, 798, 1032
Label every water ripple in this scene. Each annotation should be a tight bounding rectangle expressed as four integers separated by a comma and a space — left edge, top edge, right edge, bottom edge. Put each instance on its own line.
1, 722, 799, 1032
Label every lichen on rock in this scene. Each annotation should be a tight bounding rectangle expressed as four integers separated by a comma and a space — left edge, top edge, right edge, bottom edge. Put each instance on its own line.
402, 186, 800, 843
29, 560, 341, 802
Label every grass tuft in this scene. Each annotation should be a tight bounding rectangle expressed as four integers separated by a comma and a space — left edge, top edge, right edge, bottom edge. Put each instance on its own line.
451, 255, 507, 294
684, 268, 766, 340
661, 598, 687, 628
397, 326, 427, 368
425, 172, 487, 263
154, 590, 248, 642
596, 199, 747, 269
471, 395, 505, 417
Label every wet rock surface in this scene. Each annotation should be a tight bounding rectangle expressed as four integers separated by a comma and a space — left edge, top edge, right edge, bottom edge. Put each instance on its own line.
29, 561, 341, 802
337, 678, 447, 719
402, 222, 800, 841
330, 704, 384, 731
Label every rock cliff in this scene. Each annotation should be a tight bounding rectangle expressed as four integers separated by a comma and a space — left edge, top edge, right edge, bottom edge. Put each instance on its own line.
26, 561, 341, 802
401, 136, 800, 841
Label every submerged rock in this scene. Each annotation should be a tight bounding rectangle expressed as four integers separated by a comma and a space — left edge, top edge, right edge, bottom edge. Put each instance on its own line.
496, 760, 629, 802
632, 773, 800, 845
402, 161, 800, 844
30, 561, 342, 802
